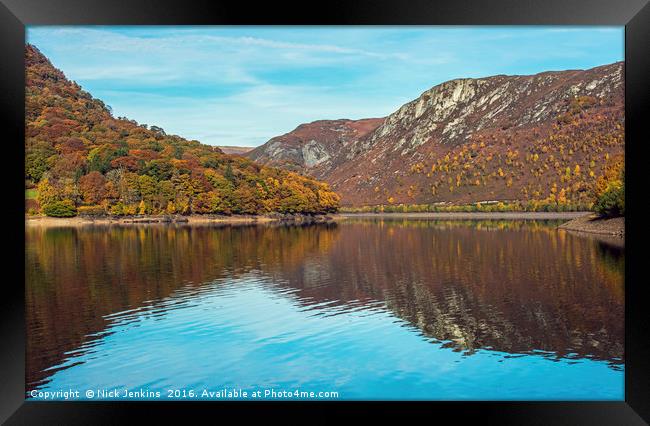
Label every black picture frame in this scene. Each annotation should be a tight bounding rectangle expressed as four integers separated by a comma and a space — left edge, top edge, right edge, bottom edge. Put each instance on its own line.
2, 0, 649, 423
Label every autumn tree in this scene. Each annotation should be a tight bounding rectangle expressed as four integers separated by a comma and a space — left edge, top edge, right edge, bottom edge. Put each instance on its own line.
78, 171, 106, 204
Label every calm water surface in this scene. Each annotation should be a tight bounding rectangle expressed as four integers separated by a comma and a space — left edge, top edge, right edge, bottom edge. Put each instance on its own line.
25, 219, 624, 400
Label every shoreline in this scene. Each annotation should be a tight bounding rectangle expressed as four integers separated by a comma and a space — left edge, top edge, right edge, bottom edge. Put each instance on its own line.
335, 211, 590, 220
558, 214, 624, 238
25, 214, 334, 228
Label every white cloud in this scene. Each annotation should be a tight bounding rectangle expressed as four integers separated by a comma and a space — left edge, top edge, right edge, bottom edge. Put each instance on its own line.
100, 83, 403, 147
27, 26, 623, 147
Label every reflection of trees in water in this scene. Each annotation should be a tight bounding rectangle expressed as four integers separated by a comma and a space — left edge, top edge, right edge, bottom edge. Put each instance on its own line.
26, 220, 624, 389
596, 240, 625, 283
26, 223, 340, 389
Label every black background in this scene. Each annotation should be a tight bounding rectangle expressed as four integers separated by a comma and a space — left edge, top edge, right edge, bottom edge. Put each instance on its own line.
1, 0, 649, 423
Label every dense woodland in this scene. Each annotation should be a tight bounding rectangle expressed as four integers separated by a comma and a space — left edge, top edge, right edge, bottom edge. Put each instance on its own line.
25, 45, 340, 217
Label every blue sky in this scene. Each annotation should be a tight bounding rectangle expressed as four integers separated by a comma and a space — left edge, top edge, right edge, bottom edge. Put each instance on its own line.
27, 26, 624, 147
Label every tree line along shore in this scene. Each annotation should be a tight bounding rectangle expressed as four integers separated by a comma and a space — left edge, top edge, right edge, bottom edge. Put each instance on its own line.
25, 213, 336, 227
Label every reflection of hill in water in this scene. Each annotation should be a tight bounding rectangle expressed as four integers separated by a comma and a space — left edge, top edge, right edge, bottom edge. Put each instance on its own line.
274, 220, 623, 366
26, 220, 623, 389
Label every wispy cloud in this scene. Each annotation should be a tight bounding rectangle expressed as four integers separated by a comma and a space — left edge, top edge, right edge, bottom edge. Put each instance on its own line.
27, 26, 624, 147
42, 27, 404, 59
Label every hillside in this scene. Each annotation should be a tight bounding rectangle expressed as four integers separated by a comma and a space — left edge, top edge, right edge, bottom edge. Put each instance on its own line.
247, 118, 384, 172
25, 45, 340, 217
217, 146, 254, 156
247, 63, 624, 208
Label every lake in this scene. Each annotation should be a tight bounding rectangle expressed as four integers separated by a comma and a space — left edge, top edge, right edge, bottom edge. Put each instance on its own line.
25, 218, 624, 400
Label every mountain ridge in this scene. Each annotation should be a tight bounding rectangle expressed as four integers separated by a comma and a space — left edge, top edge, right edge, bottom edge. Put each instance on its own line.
246, 62, 624, 207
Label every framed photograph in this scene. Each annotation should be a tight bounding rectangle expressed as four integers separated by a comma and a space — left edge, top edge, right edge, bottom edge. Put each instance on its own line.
2, 0, 649, 423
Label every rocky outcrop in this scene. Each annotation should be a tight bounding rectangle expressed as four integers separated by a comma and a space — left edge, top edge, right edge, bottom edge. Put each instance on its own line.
248, 63, 624, 206
246, 118, 384, 177
362, 63, 622, 157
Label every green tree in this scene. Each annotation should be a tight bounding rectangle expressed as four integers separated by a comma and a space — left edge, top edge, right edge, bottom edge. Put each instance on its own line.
87, 145, 116, 174
594, 168, 624, 217
42, 199, 76, 217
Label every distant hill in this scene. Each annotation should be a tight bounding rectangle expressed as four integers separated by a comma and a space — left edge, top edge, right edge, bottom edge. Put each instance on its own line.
247, 118, 384, 172
217, 146, 255, 156
25, 44, 340, 216
247, 63, 624, 208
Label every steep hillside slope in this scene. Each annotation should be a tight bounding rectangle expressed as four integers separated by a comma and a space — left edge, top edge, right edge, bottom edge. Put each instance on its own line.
249, 63, 624, 207
25, 44, 340, 216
